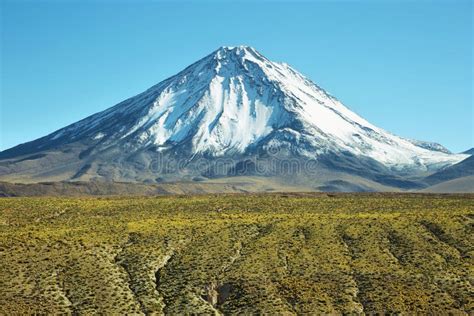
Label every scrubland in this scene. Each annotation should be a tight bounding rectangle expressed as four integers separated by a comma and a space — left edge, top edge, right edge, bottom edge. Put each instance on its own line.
0, 193, 472, 314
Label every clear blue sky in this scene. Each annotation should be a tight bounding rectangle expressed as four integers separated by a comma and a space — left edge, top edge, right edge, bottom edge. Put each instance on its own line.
1, 0, 472, 152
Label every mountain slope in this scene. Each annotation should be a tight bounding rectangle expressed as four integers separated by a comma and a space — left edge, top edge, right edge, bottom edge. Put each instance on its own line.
462, 148, 474, 155
0, 46, 467, 186
424, 155, 474, 185
422, 176, 474, 193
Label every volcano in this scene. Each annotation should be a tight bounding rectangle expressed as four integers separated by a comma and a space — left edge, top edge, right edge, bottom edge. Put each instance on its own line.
0, 46, 467, 190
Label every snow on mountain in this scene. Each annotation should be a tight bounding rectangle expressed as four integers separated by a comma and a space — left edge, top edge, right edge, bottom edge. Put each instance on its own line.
0, 46, 467, 173
404, 139, 452, 154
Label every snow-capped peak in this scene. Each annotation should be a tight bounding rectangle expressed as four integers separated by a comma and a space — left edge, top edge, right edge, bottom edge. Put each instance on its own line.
37, 45, 467, 170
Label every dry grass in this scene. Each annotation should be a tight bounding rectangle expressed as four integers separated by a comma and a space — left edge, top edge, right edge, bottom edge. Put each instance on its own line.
0, 193, 472, 314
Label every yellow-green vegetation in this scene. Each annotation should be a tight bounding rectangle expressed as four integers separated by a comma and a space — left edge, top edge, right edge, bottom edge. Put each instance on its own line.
0, 193, 473, 315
